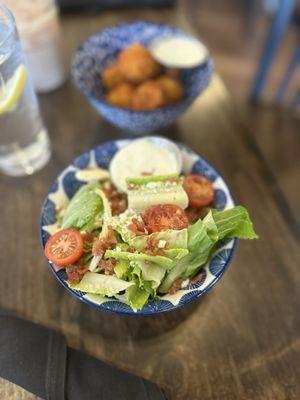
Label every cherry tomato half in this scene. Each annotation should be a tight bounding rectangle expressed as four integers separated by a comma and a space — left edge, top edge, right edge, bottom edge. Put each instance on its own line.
183, 175, 214, 208
45, 228, 84, 266
143, 204, 189, 233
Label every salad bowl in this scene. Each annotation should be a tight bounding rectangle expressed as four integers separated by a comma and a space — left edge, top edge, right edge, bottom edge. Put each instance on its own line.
40, 139, 237, 316
71, 21, 213, 134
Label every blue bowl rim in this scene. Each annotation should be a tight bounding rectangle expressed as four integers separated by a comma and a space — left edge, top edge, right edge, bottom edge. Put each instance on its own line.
70, 20, 214, 116
39, 139, 237, 317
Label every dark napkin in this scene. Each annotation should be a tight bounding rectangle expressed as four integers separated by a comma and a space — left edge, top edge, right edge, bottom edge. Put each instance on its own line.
0, 310, 166, 400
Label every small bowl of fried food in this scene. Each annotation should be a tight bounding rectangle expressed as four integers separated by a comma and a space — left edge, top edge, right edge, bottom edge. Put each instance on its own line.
71, 21, 213, 134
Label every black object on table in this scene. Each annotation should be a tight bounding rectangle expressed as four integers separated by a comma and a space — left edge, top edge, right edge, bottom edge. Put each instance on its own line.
0, 310, 166, 400
57, 0, 175, 12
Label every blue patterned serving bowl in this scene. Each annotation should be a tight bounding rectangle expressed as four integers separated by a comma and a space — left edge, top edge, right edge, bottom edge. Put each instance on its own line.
71, 21, 213, 134
40, 138, 236, 316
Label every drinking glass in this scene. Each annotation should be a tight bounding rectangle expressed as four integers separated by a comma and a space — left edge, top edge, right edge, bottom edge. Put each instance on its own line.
0, 3, 51, 176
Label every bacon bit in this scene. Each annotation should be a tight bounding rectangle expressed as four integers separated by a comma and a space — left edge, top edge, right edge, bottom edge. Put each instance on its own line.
74, 256, 84, 268
144, 236, 165, 256
127, 246, 135, 253
92, 226, 117, 257
128, 217, 148, 236
141, 171, 153, 176
141, 207, 151, 225
92, 239, 107, 257
190, 272, 204, 285
81, 232, 97, 243
106, 226, 118, 245
100, 258, 117, 275
169, 279, 183, 295
66, 267, 81, 284
66, 259, 88, 284
102, 183, 127, 215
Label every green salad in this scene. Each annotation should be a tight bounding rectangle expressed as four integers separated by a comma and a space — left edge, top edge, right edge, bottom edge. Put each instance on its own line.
44, 172, 257, 311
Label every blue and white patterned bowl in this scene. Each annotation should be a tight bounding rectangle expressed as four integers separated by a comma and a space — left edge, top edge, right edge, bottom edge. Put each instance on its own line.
71, 21, 213, 134
40, 139, 236, 316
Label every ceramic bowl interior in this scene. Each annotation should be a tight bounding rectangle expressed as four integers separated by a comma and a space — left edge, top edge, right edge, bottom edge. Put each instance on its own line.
71, 21, 213, 133
40, 138, 236, 316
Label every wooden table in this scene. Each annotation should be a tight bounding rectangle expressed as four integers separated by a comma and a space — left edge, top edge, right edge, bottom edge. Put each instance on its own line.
1, 9, 299, 400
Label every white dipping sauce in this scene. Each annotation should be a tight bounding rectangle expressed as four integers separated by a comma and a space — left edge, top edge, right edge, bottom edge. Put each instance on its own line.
110, 138, 181, 192
149, 36, 208, 68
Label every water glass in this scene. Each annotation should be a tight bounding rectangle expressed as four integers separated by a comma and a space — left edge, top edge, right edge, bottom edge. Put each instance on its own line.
0, 3, 51, 176
5, 0, 65, 92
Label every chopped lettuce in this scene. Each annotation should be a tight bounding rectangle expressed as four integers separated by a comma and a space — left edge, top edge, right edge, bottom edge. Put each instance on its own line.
130, 264, 154, 295
164, 248, 189, 260
182, 211, 218, 278
114, 259, 131, 279
130, 229, 188, 251
88, 189, 113, 272
62, 183, 103, 232
105, 249, 173, 269
70, 271, 133, 296
158, 256, 191, 294
94, 188, 112, 237
109, 210, 138, 243
126, 284, 149, 312
133, 260, 166, 290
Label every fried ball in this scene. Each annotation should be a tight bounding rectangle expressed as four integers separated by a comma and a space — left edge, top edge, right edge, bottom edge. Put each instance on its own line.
118, 43, 162, 84
102, 61, 125, 90
132, 81, 165, 111
156, 75, 184, 105
107, 83, 135, 109
165, 67, 181, 79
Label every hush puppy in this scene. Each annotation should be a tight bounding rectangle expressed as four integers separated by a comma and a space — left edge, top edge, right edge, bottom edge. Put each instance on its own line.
156, 76, 184, 105
165, 67, 181, 79
118, 43, 161, 84
107, 82, 135, 109
102, 61, 125, 90
132, 81, 165, 111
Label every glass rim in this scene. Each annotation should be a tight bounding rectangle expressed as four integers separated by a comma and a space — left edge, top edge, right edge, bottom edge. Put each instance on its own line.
0, 3, 16, 49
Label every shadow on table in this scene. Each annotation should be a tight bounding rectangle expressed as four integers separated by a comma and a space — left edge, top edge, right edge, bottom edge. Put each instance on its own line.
77, 295, 208, 342
95, 118, 182, 142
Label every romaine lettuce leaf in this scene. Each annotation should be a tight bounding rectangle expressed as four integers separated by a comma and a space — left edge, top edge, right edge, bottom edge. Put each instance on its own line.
164, 248, 189, 260
158, 255, 191, 293
88, 189, 113, 271
126, 284, 149, 312
159, 206, 258, 293
70, 271, 133, 296
105, 249, 173, 268
94, 188, 112, 237
62, 183, 103, 232
114, 259, 130, 279
212, 206, 258, 239
133, 260, 166, 290
182, 211, 218, 278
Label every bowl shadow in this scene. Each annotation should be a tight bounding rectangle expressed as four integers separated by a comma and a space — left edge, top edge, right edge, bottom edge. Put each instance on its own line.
77, 295, 208, 342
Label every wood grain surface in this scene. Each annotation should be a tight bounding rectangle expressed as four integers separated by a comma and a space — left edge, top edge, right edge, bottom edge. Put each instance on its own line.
0, 8, 299, 400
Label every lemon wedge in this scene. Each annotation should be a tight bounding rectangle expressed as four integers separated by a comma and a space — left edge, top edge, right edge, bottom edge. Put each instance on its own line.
0, 64, 27, 114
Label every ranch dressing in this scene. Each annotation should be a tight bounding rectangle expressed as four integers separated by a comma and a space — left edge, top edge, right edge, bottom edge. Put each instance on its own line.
110, 138, 182, 192
149, 36, 208, 68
